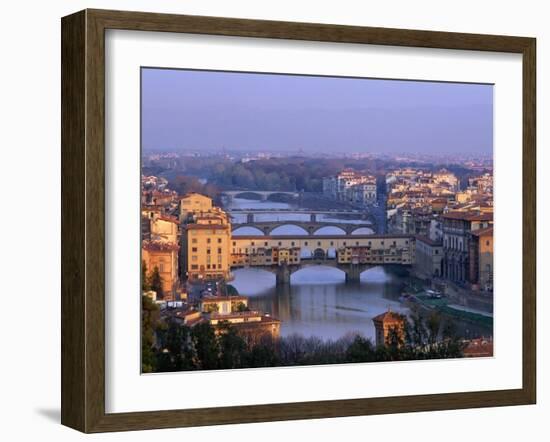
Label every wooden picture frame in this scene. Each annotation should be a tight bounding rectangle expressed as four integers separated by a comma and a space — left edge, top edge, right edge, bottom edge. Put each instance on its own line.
61, 8, 536, 433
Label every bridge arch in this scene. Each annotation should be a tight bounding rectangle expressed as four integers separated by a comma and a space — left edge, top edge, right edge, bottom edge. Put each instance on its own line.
312, 225, 347, 235
232, 191, 264, 200
269, 223, 310, 236
350, 226, 374, 235
232, 226, 265, 236
313, 248, 326, 260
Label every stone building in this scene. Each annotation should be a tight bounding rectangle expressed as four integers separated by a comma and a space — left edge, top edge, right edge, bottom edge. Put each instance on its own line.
441, 211, 493, 284
142, 240, 180, 298
468, 226, 494, 292
414, 235, 443, 280
372, 310, 406, 347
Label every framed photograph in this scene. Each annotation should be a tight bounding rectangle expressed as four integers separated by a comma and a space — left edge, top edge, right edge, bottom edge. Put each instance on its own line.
61, 9, 536, 433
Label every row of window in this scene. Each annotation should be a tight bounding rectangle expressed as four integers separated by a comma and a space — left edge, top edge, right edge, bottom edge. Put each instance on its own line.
231, 240, 407, 247
191, 247, 224, 254
191, 237, 223, 244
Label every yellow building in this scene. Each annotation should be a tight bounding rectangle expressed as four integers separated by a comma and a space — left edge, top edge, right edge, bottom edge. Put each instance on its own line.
150, 216, 179, 243
181, 194, 232, 281
142, 240, 180, 298
179, 192, 214, 221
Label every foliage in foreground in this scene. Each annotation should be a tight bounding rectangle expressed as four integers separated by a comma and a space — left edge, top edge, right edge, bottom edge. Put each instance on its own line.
141, 297, 466, 373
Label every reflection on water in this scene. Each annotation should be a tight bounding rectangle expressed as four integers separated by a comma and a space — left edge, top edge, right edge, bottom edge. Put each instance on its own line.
226, 198, 490, 341
231, 267, 407, 341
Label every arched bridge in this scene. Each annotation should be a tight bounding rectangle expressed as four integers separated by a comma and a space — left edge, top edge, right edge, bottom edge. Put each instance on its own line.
230, 234, 415, 286
221, 190, 300, 203
250, 259, 374, 285
232, 220, 373, 236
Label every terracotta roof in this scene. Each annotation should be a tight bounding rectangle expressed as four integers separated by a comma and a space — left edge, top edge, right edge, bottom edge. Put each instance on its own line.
185, 224, 229, 230
442, 211, 493, 222
471, 226, 494, 237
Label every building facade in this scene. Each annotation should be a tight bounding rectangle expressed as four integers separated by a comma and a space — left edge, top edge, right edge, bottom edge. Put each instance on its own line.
442, 212, 493, 284
414, 235, 443, 280
142, 240, 180, 298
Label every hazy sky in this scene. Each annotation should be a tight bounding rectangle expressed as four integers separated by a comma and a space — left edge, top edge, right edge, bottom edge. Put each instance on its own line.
141, 68, 493, 154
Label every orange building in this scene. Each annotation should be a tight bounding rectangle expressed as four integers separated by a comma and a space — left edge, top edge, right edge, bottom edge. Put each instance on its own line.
142, 240, 180, 298
469, 226, 493, 291
372, 310, 406, 347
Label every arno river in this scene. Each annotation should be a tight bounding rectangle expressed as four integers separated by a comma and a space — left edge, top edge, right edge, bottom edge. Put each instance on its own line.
227, 197, 491, 342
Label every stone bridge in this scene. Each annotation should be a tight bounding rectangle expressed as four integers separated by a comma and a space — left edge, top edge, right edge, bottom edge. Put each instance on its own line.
232, 220, 373, 236
221, 190, 300, 203
230, 234, 415, 286
254, 259, 373, 285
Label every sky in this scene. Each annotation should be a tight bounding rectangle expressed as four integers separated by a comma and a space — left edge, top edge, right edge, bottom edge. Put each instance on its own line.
141, 68, 493, 155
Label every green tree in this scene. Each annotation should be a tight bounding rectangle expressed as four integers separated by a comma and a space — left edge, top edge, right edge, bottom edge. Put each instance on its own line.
142, 260, 150, 291
150, 266, 163, 299
218, 322, 247, 369
346, 335, 377, 363
190, 322, 220, 370
141, 295, 160, 373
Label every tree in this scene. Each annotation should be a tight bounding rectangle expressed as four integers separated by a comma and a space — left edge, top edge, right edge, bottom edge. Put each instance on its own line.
190, 322, 220, 370
346, 335, 377, 363
156, 320, 194, 371
141, 260, 150, 291
150, 266, 163, 299
218, 322, 247, 369
141, 295, 160, 373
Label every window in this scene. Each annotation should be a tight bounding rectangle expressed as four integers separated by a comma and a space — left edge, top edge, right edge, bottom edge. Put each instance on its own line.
159, 263, 164, 272
192, 238, 197, 244
304, 241, 308, 246
486, 240, 490, 246
278, 242, 282, 246
232, 241, 236, 246
207, 238, 211, 244
206, 264, 211, 269
191, 264, 198, 270
218, 248, 222, 254
264, 242, 268, 246
330, 241, 334, 246
291, 242, 295, 246
191, 255, 197, 261
191, 247, 197, 252
212, 264, 217, 269
356, 241, 359, 246
206, 249, 211, 254
251, 241, 255, 246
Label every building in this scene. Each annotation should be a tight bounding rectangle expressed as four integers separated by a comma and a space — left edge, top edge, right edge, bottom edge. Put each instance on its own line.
150, 216, 179, 243
468, 226, 493, 291
200, 295, 249, 314
463, 337, 493, 357
142, 240, 180, 298
199, 295, 280, 344
441, 211, 493, 284
179, 192, 214, 221
372, 310, 406, 347
414, 236, 443, 280
181, 194, 232, 281
337, 237, 414, 266
323, 170, 377, 204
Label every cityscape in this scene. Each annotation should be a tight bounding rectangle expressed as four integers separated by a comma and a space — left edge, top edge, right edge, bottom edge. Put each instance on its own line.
140, 68, 494, 373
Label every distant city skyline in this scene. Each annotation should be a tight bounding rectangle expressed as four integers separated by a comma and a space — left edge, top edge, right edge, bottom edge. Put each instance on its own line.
141, 68, 493, 155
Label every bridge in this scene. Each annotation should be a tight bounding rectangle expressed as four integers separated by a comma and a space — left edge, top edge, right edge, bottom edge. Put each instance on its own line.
232, 220, 373, 236
221, 190, 300, 203
230, 234, 415, 285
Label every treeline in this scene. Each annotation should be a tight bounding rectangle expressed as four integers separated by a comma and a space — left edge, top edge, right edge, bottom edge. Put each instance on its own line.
142, 296, 465, 373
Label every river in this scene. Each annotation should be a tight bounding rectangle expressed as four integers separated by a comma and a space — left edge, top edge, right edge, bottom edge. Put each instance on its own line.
226, 197, 491, 342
